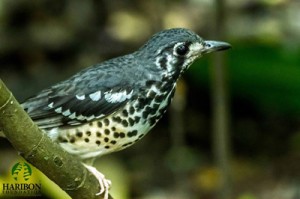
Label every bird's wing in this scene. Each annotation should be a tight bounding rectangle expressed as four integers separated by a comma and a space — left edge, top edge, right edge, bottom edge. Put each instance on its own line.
22, 64, 136, 129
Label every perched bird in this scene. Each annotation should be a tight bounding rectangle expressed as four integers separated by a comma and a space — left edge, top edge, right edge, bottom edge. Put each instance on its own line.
20, 28, 230, 198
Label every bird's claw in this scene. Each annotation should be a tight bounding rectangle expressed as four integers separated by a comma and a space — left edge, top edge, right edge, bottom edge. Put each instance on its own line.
83, 164, 111, 199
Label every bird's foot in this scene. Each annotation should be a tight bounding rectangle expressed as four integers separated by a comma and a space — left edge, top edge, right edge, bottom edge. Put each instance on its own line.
83, 164, 111, 199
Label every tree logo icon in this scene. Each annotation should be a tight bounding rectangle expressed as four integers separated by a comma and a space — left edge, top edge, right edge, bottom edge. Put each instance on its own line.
11, 162, 32, 181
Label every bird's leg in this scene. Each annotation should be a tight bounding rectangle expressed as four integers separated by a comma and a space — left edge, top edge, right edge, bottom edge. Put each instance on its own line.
82, 158, 111, 199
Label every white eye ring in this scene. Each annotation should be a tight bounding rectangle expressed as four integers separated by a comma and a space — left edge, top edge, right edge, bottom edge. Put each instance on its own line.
174, 43, 189, 56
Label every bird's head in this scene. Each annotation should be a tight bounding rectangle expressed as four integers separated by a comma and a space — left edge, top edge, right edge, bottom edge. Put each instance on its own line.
138, 28, 231, 79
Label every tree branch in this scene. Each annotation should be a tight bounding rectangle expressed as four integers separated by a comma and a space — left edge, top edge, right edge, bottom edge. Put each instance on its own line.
0, 79, 112, 199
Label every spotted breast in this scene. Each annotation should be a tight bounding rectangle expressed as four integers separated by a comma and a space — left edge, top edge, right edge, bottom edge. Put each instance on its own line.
49, 80, 175, 159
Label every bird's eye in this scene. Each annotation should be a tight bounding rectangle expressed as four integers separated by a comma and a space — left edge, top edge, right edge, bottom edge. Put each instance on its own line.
175, 43, 189, 56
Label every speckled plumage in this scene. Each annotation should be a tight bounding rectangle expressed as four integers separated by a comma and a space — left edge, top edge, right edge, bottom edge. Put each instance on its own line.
22, 28, 231, 160
20, 28, 231, 198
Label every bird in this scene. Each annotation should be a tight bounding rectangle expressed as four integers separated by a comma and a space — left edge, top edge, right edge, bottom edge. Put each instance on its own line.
18, 28, 231, 198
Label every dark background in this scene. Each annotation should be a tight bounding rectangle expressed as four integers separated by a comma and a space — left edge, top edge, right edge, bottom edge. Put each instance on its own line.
1, 0, 300, 199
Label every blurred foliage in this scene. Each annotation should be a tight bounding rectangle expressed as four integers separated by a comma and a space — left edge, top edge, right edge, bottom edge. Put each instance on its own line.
189, 43, 300, 116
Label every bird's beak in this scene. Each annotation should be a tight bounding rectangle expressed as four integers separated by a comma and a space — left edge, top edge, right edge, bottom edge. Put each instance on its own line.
202, 40, 231, 54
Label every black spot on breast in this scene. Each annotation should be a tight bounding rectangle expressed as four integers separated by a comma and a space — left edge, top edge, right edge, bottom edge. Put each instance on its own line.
76, 132, 83, 137
97, 121, 103, 128
150, 107, 157, 115
96, 132, 101, 137
127, 130, 138, 137
134, 116, 141, 123
122, 109, 128, 117
135, 103, 143, 111
139, 98, 152, 106
127, 131, 132, 137
128, 117, 135, 126
155, 95, 165, 103
152, 103, 160, 110
111, 127, 116, 131
104, 129, 110, 135
86, 131, 91, 136
112, 116, 122, 123
142, 106, 152, 119
129, 106, 135, 115
122, 142, 133, 148
149, 116, 157, 126
104, 137, 109, 142
132, 130, 138, 136
96, 140, 101, 145
136, 98, 145, 107
105, 146, 110, 149
119, 132, 125, 138
110, 140, 117, 145
113, 132, 120, 138
122, 120, 128, 127
144, 106, 156, 116
159, 107, 167, 115
84, 138, 89, 142
70, 137, 75, 143
60, 138, 68, 143
103, 119, 110, 126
